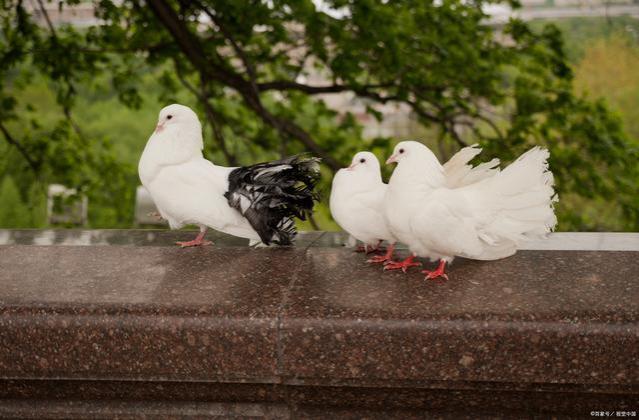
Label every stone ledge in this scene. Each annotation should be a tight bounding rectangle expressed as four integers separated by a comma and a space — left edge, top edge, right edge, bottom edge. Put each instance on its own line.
1, 381, 637, 418
0, 231, 637, 417
2, 229, 639, 250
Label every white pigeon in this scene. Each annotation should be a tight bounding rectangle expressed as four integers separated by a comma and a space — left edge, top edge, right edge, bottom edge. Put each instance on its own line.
330, 151, 397, 259
330, 146, 501, 266
138, 104, 320, 247
384, 141, 557, 280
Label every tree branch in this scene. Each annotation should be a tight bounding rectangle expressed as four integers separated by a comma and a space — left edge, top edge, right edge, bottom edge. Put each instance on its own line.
173, 61, 238, 165
443, 119, 468, 148
145, 0, 341, 171
258, 80, 393, 95
193, 5, 344, 170
259, 80, 445, 126
0, 121, 40, 173
471, 109, 506, 142
196, 2, 260, 94
35, 0, 57, 38
145, 0, 244, 88
36, 0, 85, 144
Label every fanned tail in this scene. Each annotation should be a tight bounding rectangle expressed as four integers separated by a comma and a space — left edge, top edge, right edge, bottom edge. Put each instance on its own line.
478, 147, 558, 256
225, 155, 321, 245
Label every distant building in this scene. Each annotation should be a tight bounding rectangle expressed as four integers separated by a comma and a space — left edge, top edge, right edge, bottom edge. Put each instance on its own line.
23, 0, 102, 27
520, 0, 637, 6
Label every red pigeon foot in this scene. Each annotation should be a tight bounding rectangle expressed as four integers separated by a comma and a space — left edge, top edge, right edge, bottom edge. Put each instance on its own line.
367, 243, 395, 264
176, 230, 212, 248
383, 254, 421, 273
422, 260, 449, 281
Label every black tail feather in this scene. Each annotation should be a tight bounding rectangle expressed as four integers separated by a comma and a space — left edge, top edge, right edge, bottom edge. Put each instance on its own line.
225, 155, 321, 245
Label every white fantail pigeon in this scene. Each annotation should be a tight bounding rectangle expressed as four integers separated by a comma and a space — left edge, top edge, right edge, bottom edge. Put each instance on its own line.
138, 104, 320, 247
330, 145, 502, 266
329, 152, 398, 262
384, 141, 557, 280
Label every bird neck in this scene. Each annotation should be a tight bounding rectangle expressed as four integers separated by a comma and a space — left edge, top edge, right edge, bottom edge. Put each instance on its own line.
389, 157, 445, 193
138, 126, 204, 184
331, 173, 379, 204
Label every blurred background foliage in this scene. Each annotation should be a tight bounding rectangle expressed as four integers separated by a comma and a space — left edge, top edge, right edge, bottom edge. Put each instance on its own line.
0, 0, 637, 231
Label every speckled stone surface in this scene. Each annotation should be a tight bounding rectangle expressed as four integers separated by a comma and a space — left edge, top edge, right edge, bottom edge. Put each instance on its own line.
0, 228, 327, 248
280, 249, 639, 386
0, 232, 638, 417
2, 228, 638, 250
0, 246, 304, 382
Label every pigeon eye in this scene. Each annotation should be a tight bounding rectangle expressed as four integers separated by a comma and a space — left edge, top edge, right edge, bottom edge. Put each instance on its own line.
359, 158, 366, 163
167, 115, 173, 120
399, 148, 404, 154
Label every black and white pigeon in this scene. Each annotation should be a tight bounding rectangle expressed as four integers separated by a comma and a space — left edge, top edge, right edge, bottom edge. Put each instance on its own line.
138, 104, 320, 247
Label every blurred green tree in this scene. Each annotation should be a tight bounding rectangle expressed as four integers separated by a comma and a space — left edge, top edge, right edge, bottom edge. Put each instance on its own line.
0, 1, 637, 230
0, 175, 30, 227
575, 34, 639, 142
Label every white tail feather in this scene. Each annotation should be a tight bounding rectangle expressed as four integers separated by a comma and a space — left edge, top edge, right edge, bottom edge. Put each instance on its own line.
444, 144, 500, 188
479, 147, 558, 250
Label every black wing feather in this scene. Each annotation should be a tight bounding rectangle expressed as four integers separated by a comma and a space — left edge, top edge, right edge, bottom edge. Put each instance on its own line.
225, 155, 320, 245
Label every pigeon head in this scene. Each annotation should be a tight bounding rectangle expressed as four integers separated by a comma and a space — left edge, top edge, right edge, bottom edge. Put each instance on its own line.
347, 151, 380, 174
139, 104, 204, 176
155, 104, 200, 134
386, 141, 445, 187
386, 141, 435, 165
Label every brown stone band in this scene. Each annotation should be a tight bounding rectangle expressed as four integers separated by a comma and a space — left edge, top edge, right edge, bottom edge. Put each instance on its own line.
0, 231, 637, 417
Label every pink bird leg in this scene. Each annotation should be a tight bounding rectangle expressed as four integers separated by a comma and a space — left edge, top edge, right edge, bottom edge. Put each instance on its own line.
367, 243, 395, 264
383, 254, 422, 273
176, 228, 213, 248
422, 259, 449, 281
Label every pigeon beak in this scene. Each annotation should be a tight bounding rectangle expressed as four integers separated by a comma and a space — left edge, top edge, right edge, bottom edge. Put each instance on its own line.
386, 154, 398, 164
155, 122, 165, 133
346, 163, 357, 171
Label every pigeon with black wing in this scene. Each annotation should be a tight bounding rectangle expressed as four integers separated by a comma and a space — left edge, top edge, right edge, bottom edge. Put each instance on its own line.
138, 104, 320, 247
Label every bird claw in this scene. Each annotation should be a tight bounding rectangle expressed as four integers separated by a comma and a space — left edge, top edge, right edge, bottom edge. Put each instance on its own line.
383, 259, 421, 272
422, 270, 449, 281
421, 260, 449, 281
175, 240, 213, 248
367, 254, 391, 264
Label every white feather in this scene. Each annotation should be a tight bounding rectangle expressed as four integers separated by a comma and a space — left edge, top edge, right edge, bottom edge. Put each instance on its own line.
239, 194, 251, 213
443, 144, 501, 188
138, 104, 260, 241
330, 147, 503, 248
384, 141, 558, 263
254, 164, 292, 178
330, 152, 395, 247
